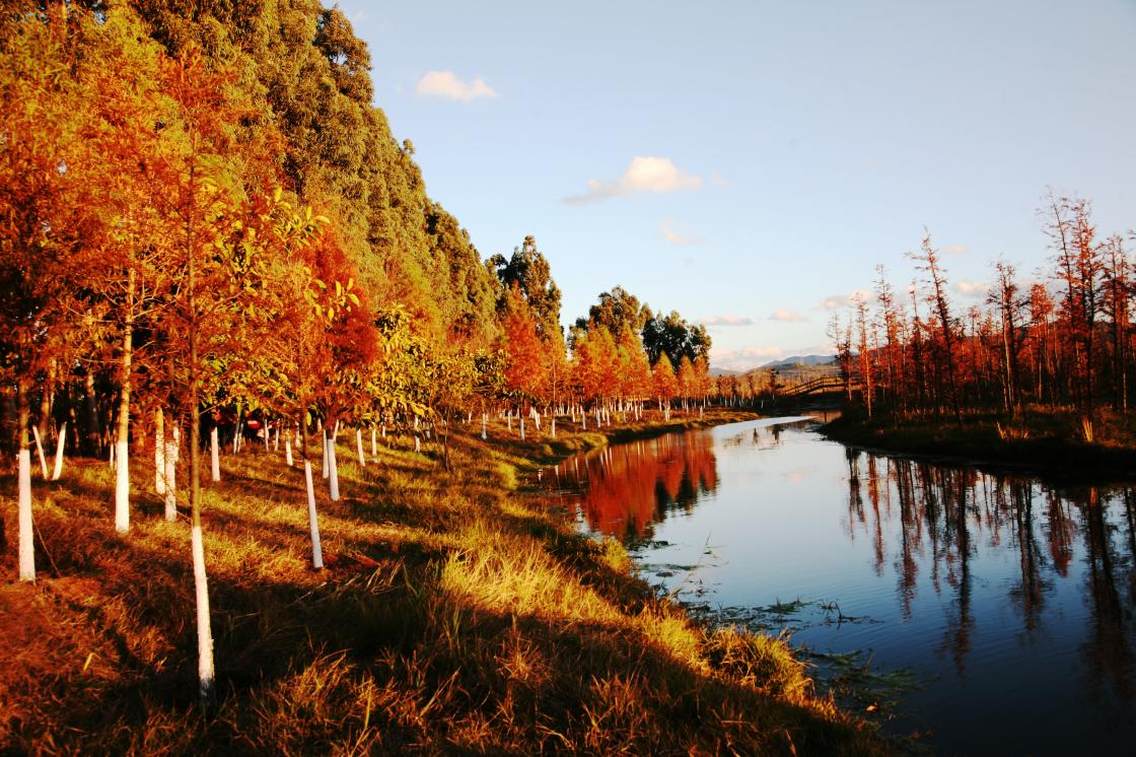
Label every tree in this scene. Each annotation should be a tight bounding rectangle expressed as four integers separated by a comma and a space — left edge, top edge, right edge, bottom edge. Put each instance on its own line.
989, 260, 1023, 415
616, 326, 651, 408
652, 353, 678, 415
909, 232, 961, 420
0, 4, 92, 579
499, 286, 546, 412
642, 310, 710, 369
490, 236, 563, 342
575, 286, 651, 338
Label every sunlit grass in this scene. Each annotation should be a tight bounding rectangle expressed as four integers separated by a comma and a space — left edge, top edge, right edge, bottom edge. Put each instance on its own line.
0, 410, 881, 754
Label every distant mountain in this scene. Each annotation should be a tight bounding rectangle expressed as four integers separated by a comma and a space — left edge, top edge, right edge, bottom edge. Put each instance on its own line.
760, 354, 835, 371
710, 367, 739, 377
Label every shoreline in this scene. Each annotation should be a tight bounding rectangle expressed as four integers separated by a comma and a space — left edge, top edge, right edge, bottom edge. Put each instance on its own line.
483, 408, 762, 471
819, 414, 1136, 484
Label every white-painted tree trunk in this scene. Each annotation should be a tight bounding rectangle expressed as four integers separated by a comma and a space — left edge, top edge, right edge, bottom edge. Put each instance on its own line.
51, 421, 66, 480
304, 460, 323, 569
164, 439, 178, 521
414, 435, 421, 453
155, 410, 166, 495
264, 423, 270, 452
321, 432, 329, 478
191, 523, 215, 701
210, 427, 220, 482
520, 417, 525, 440
481, 412, 487, 440
370, 426, 377, 457
507, 414, 512, 432
550, 417, 556, 438
582, 413, 587, 430
328, 436, 340, 501
18, 448, 34, 582
355, 428, 366, 467
32, 425, 48, 479
285, 431, 294, 467
381, 424, 386, 439
115, 435, 130, 533
274, 426, 279, 452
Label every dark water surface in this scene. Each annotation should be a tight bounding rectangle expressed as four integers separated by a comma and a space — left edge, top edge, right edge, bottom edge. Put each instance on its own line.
539, 418, 1136, 755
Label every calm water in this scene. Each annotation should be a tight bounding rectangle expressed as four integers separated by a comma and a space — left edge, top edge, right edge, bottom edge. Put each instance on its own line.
539, 418, 1136, 755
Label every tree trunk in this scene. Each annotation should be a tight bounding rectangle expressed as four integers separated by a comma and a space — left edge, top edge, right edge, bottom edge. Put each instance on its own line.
327, 428, 340, 501
155, 409, 166, 495
116, 269, 135, 533
185, 177, 215, 703
304, 459, 323, 569
210, 426, 220, 482
31, 425, 48, 480
164, 438, 178, 522
83, 371, 101, 455
355, 428, 365, 467
321, 429, 329, 478
285, 430, 294, 467
327, 427, 338, 497
17, 378, 34, 581
38, 360, 54, 445
51, 421, 66, 480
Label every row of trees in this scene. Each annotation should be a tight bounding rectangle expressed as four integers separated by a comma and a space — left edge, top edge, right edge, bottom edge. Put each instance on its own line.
829, 191, 1134, 433
1, 1, 718, 700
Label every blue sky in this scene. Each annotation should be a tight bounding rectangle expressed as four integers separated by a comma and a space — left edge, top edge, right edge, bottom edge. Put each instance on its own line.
338, 0, 1136, 371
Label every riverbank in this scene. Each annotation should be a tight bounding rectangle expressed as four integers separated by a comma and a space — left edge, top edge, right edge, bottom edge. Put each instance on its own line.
821, 410, 1136, 482
488, 407, 761, 468
0, 411, 882, 754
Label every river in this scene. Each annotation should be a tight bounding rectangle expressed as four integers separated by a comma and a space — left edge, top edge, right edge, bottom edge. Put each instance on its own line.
539, 417, 1136, 755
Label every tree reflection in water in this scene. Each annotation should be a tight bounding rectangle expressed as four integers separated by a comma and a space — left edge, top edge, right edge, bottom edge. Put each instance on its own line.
567, 431, 719, 541
846, 451, 1136, 693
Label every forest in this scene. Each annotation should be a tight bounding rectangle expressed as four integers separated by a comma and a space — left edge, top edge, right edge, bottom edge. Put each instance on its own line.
824, 193, 1136, 447
0, 0, 740, 713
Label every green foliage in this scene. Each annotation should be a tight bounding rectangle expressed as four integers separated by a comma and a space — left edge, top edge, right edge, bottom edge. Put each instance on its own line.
489, 235, 563, 342
642, 310, 712, 368
573, 286, 651, 342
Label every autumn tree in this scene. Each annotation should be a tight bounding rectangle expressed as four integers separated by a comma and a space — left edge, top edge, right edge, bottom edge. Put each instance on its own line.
652, 353, 678, 416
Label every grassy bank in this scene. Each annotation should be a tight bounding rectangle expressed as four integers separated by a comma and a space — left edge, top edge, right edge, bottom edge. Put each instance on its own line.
821, 409, 1136, 482
0, 410, 881, 754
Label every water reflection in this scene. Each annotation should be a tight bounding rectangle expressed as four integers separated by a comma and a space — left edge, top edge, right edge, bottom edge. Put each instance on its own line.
544, 419, 1136, 752
554, 433, 719, 540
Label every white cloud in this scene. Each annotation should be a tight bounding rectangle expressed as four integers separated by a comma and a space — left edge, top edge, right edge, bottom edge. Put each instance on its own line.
710, 346, 784, 372
770, 308, 806, 322
564, 156, 702, 205
660, 218, 702, 246
702, 315, 755, 327
817, 289, 872, 311
415, 71, 497, 102
954, 279, 989, 299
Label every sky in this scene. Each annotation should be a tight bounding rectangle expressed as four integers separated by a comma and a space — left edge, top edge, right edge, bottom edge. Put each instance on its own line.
337, 0, 1136, 372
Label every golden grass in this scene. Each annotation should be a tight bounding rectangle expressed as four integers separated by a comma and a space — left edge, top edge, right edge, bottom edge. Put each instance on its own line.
0, 410, 882, 754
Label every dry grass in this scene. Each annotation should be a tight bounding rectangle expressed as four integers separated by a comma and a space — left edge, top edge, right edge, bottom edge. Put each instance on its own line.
0, 411, 882, 754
